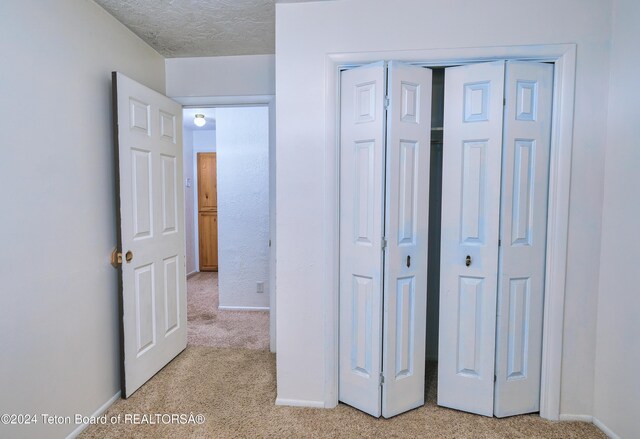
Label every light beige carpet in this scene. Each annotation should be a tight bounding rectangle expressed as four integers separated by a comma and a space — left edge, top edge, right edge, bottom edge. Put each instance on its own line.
80, 347, 605, 439
187, 272, 269, 350
80, 273, 605, 438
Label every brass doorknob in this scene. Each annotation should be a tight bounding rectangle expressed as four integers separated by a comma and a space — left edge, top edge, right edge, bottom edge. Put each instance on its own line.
125, 251, 133, 263
465, 255, 472, 267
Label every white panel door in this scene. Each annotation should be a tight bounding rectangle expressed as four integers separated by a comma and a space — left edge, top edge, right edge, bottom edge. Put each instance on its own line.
339, 62, 386, 417
113, 72, 187, 398
382, 62, 432, 418
438, 61, 505, 417
494, 61, 553, 417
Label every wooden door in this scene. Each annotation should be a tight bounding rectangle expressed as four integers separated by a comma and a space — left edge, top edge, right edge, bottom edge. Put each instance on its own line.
198, 153, 218, 271
112, 72, 187, 397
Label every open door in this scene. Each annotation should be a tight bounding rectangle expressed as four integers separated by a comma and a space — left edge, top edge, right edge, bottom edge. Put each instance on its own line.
339, 61, 431, 418
112, 72, 187, 398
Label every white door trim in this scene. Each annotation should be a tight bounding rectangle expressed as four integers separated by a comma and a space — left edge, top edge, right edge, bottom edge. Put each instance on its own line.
175, 95, 277, 354
323, 44, 576, 420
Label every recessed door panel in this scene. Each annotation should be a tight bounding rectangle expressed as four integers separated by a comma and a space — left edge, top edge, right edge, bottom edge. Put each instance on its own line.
457, 276, 483, 377
494, 61, 553, 418
355, 141, 375, 244
159, 110, 176, 142
132, 149, 152, 240
511, 140, 535, 245
163, 256, 180, 336
351, 275, 374, 376
398, 141, 417, 245
394, 276, 415, 378
439, 61, 505, 417
134, 263, 156, 356
461, 141, 487, 244
506, 278, 530, 380
130, 99, 150, 135
161, 154, 178, 235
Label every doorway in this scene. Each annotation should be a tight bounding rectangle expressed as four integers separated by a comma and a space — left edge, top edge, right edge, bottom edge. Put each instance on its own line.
182, 105, 271, 349
338, 59, 555, 418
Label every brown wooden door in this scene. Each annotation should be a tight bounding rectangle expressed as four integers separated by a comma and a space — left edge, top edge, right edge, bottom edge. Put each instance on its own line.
197, 153, 218, 271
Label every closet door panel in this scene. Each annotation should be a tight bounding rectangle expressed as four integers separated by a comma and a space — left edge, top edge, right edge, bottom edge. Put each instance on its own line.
438, 61, 505, 417
382, 62, 432, 418
339, 62, 386, 418
494, 61, 553, 418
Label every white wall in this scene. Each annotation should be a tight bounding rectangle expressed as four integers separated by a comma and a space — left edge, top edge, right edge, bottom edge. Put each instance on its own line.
275, 0, 612, 415
216, 107, 270, 309
183, 127, 217, 275
166, 54, 275, 97
593, 0, 640, 437
0, 1, 165, 438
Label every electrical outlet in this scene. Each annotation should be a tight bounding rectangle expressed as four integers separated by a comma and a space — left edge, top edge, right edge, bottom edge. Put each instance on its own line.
256, 281, 264, 294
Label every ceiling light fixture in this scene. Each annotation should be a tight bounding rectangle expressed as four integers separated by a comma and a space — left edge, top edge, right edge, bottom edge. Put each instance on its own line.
194, 113, 206, 127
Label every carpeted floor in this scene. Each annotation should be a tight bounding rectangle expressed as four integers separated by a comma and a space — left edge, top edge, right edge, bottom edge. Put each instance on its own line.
80, 273, 606, 438
187, 272, 269, 350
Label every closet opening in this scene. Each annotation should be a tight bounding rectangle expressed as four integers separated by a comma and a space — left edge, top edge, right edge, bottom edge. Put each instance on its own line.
425, 66, 444, 395
338, 59, 556, 419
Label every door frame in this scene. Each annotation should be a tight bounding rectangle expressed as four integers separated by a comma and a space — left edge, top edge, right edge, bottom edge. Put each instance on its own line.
325, 44, 576, 420
177, 96, 277, 354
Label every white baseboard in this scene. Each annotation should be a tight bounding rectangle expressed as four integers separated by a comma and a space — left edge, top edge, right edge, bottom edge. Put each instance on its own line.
593, 417, 622, 439
559, 414, 621, 439
187, 270, 199, 278
66, 391, 120, 439
559, 414, 593, 422
219, 305, 269, 311
275, 397, 325, 408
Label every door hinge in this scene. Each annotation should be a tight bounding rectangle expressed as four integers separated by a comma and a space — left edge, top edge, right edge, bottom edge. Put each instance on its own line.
498, 238, 501, 247
384, 96, 390, 109
379, 373, 385, 386
381, 237, 387, 250
494, 374, 497, 383
503, 97, 506, 106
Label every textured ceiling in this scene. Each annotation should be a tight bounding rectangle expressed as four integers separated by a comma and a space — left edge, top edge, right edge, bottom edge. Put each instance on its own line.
94, 0, 324, 58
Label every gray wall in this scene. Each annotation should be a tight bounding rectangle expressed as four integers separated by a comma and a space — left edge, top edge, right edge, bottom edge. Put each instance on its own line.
0, 1, 165, 437
593, 0, 640, 437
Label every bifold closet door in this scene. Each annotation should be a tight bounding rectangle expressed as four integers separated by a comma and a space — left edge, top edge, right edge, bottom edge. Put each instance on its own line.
438, 60, 553, 418
339, 61, 432, 418
493, 61, 553, 418
382, 62, 432, 418
438, 61, 505, 417
339, 62, 386, 417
